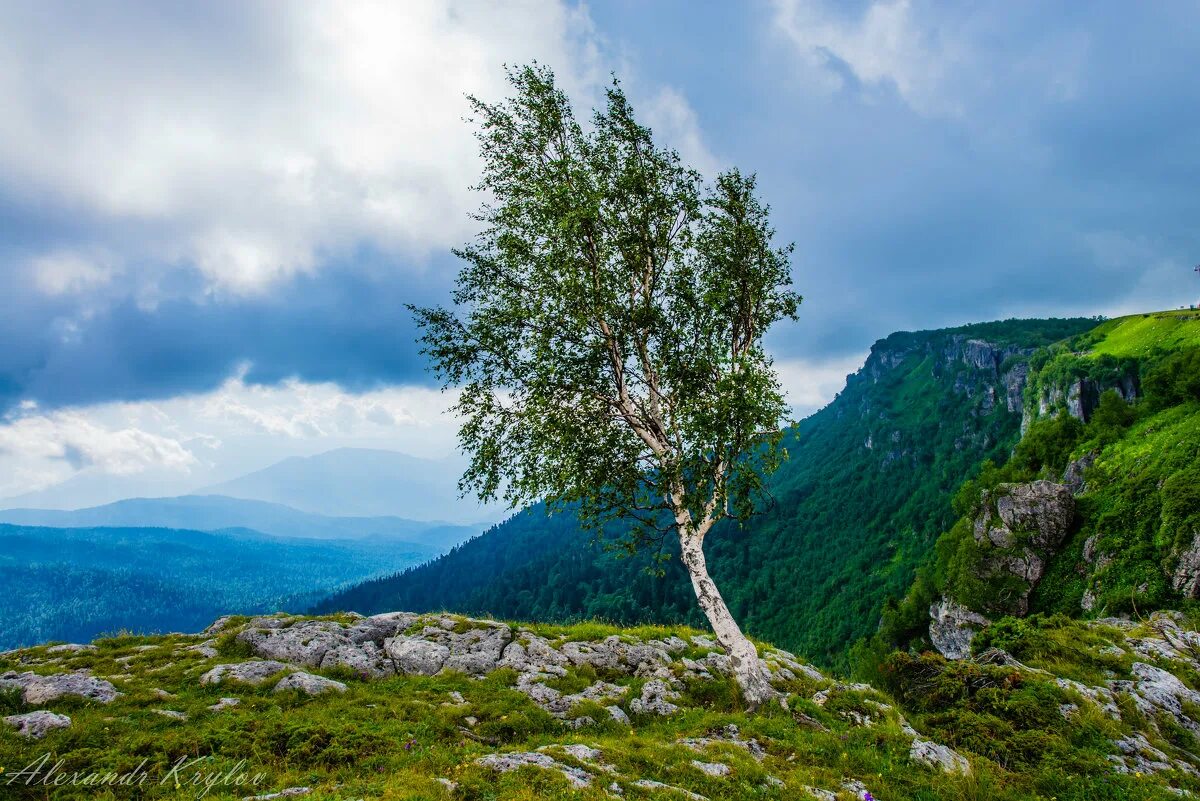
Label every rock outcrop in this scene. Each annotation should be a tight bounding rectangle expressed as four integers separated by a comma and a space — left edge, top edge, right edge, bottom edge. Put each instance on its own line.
0, 670, 121, 704
200, 660, 291, 686
928, 597, 991, 660
970, 480, 1075, 614
4, 710, 71, 738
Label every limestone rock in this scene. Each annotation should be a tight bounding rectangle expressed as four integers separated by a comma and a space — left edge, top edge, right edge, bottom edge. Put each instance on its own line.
928, 597, 990, 660
4, 710, 71, 738
209, 697, 240, 711
969, 480, 1075, 614
274, 672, 347, 696
476, 751, 592, 788
629, 679, 680, 716
691, 760, 731, 777
1172, 531, 1200, 598
0, 670, 121, 704
384, 638, 449, 676
199, 660, 290, 687
45, 643, 96, 654
910, 736, 971, 775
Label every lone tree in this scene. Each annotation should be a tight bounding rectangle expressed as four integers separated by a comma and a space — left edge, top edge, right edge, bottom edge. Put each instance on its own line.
412, 65, 800, 708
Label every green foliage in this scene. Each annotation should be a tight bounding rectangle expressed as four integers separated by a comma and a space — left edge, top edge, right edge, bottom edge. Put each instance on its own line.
0, 524, 429, 650
1143, 347, 1200, 410
1, 615, 1191, 801
411, 63, 798, 548
321, 318, 1096, 671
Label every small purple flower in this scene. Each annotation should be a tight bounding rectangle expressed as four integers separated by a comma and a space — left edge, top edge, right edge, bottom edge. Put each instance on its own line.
862, 792, 874, 801
404, 738, 416, 751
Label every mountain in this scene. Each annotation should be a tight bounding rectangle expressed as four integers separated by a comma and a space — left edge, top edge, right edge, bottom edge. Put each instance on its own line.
196, 447, 504, 523
315, 317, 1099, 670
870, 309, 1200, 663
0, 523, 435, 650
3, 607, 1197, 800
0, 494, 480, 551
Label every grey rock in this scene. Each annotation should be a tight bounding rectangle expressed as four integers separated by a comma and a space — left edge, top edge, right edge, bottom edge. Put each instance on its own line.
242, 788, 311, 800
237, 620, 345, 668
1173, 531, 1200, 599
199, 660, 290, 687
691, 760, 731, 777
153, 709, 188, 721
632, 780, 708, 800
208, 697, 240, 711
1062, 452, 1097, 495
607, 705, 630, 725
0, 670, 121, 704
45, 643, 96, 654
928, 597, 990, 660
3, 710, 71, 738
274, 672, 347, 696
679, 724, 766, 761
969, 480, 1075, 614
385, 638, 449, 676
629, 679, 680, 716
204, 615, 236, 634
910, 736, 971, 775
476, 751, 592, 788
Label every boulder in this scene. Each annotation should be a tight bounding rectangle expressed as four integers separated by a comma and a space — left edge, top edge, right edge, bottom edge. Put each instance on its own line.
274, 672, 347, 696
476, 751, 592, 788
45, 643, 96, 654
4, 710, 71, 738
384, 639, 449, 676
928, 597, 990, 660
910, 737, 971, 775
1172, 531, 1200, 598
970, 481, 1075, 614
629, 679, 680, 716
199, 660, 290, 687
0, 670, 121, 704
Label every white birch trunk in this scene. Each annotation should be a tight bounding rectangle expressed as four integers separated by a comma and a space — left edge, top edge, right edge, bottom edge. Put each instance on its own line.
678, 529, 776, 709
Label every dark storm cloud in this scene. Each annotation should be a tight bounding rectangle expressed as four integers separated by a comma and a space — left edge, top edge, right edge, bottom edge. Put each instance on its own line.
0, 256, 439, 415
3, 1, 1200, 416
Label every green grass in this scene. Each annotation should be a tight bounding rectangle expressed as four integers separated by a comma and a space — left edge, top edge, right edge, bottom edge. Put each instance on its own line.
1088, 310, 1200, 358
0, 614, 1193, 800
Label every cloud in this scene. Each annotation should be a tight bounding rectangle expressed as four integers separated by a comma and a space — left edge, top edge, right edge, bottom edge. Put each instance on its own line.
0, 410, 198, 496
0, 375, 464, 501
772, 0, 962, 114
775, 354, 867, 418
0, 1, 724, 417
0, 1, 607, 295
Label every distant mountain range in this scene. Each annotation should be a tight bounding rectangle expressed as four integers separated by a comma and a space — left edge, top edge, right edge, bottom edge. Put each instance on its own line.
0, 522, 435, 649
0, 494, 481, 551
196, 447, 504, 523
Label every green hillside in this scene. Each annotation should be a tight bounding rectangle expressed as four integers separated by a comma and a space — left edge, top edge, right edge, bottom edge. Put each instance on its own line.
869, 309, 1200, 662
3, 610, 1197, 800
317, 317, 1096, 670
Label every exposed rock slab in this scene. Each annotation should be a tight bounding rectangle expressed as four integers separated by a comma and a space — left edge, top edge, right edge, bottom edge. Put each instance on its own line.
928, 597, 990, 660
199, 660, 291, 687
0, 670, 121, 704
4, 710, 71, 738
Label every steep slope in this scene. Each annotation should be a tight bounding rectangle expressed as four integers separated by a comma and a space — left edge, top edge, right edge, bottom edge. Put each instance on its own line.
0, 524, 433, 649
0, 495, 480, 550
198, 448, 502, 523
317, 318, 1096, 670
3, 609, 1197, 800
871, 310, 1200, 661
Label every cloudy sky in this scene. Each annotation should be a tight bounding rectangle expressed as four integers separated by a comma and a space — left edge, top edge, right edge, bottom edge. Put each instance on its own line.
1, 1, 1198, 507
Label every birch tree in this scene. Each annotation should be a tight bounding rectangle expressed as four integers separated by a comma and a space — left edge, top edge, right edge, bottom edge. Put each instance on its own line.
412, 64, 800, 708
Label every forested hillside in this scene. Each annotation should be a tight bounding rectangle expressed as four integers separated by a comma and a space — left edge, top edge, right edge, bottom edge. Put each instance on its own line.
0, 525, 432, 649
316, 317, 1095, 670
869, 309, 1200, 663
